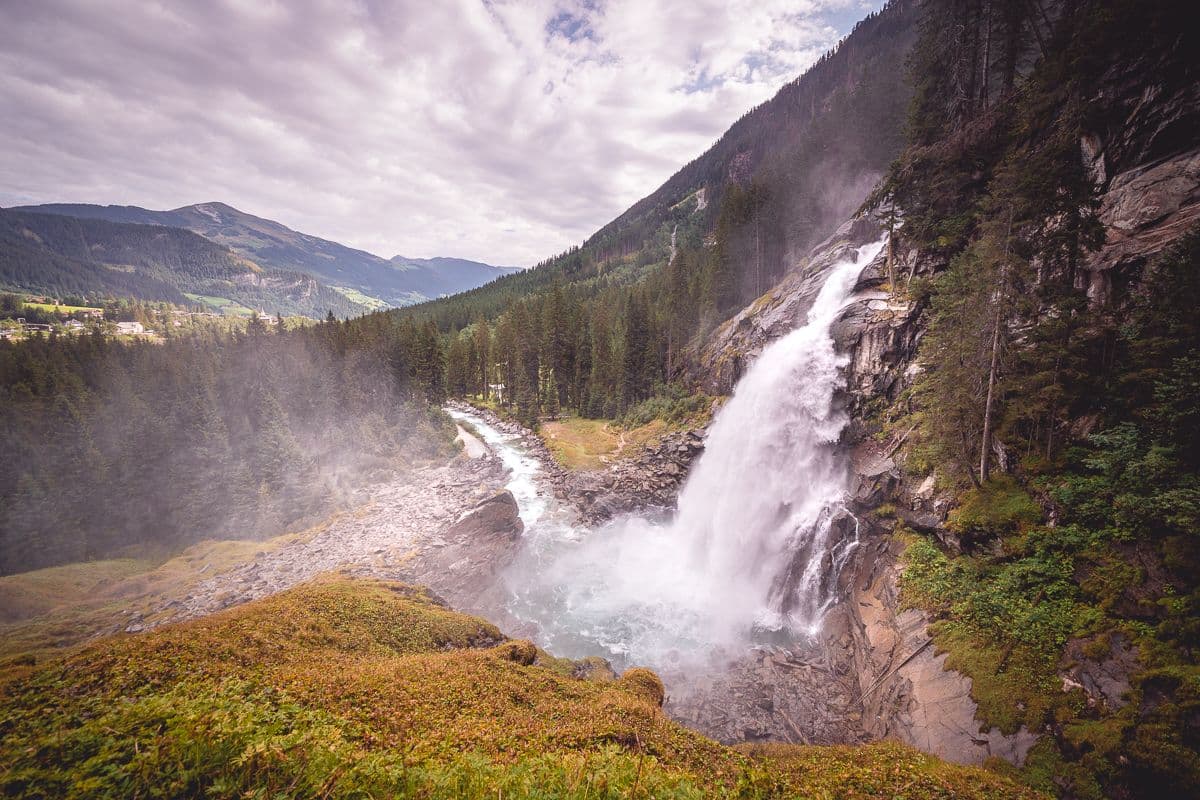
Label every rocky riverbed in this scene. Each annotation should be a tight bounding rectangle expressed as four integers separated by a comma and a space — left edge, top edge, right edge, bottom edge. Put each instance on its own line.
447, 401, 707, 524
145, 451, 516, 630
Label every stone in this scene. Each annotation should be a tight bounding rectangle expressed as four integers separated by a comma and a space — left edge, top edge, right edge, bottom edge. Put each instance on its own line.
1060, 634, 1139, 711
448, 491, 524, 541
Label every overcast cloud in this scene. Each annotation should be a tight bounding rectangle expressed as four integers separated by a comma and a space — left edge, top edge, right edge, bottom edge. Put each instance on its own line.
0, 0, 880, 265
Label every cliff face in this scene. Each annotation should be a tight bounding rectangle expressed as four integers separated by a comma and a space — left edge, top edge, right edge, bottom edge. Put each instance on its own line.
685, 20, 1200, 765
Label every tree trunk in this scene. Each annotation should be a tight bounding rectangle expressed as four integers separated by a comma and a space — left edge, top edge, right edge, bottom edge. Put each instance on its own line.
980, 0, 993, 108
754, 214, 763, 297
980, 309, 1002, 483
886, 223, 895, 298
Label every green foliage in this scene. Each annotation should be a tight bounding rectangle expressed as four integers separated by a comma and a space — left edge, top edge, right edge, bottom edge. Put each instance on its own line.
901, 230, 1200, 798
947, 476, 1041, 539
621, 385, 712, 427
900, 528, 1088, 734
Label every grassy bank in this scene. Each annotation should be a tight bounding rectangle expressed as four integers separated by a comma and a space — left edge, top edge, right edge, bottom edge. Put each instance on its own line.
0, 575, 1043, 799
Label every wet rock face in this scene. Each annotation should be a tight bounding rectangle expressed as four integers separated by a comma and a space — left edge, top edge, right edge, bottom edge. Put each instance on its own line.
833, 529, 1038, 766
1060, 634, 1139, 712
692, 216, 884, 395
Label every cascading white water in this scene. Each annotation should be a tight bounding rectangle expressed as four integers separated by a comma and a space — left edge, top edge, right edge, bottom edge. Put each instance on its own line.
469, 237, 886, 669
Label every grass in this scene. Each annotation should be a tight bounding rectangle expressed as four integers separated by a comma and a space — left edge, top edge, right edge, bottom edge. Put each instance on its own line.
22, 301, 104, 314
329, 285, 391, 310
0, 559, 153, 625
0, 520, 334, 681
542, 416, 670, 470
741, 742, 1045, 800
0, 575, 1044, 799
182, 293, 256, 316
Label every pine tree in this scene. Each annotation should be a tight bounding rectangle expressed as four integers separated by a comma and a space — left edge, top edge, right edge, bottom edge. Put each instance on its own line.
472, 317, 490, 399
446, 333, 470, 397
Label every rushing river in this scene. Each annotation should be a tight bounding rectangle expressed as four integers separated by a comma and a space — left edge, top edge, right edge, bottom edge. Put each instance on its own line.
447, 237, 885, 672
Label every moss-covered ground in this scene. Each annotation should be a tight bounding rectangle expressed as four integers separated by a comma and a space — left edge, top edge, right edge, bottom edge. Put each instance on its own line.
542, 416, 669, 470
0, 521, 334, 681
0, 575, 1043, 799
895, 471, 1200, 798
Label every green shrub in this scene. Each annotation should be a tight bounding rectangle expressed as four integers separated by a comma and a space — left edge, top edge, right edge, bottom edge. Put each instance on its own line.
621, 385, 711, 427
947, 476, 1041, 538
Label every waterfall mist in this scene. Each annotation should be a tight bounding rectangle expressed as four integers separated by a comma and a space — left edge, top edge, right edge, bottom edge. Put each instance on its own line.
503, 237, 887, 669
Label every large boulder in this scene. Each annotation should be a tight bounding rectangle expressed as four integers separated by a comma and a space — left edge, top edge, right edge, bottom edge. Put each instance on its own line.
407, 491, 524, 615
448, 490, 523, 541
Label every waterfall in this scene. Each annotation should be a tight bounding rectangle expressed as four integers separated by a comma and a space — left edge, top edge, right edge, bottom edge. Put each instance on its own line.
503, 237, 887, 668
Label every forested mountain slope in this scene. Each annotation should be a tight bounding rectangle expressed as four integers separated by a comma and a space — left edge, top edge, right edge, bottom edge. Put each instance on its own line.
0, 209, 363, 317
387, 0, 920, 422
19, 202, 520, 307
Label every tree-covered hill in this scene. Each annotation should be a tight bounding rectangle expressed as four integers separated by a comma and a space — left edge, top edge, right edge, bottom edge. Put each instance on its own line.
0, 313, 454, 575
0, 209, 363, 318
18, 202, 521, 308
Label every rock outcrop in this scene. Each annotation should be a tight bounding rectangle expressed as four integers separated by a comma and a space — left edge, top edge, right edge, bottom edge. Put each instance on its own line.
1084, 146, 1200, 305
832, 526, 1039, 766
408, 489, 527, 618
560, 429, 706, 524
693, 216, 883, 395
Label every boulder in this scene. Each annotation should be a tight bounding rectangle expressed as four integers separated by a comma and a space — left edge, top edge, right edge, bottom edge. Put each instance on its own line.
1060, 634, 1139, 711
448, 490, 524, 541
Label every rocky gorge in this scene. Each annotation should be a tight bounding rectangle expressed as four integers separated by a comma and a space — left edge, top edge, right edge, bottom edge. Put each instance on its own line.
113, 127, 1198, 767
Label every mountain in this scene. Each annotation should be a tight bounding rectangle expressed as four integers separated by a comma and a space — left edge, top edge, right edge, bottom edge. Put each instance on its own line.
395, 0, 919, 333
389, 255, 526, 302
16, 201, 520, 307
0, 208, 363, 317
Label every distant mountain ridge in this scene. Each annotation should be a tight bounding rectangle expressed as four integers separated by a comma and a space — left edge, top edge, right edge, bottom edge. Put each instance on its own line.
13, 202, 521, 308
0, 208, 364, 318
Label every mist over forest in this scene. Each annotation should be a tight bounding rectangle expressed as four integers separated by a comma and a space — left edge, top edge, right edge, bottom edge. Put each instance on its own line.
0, 316, 452, 574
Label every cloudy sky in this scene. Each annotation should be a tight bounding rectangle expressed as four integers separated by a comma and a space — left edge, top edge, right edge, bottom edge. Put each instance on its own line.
1, 0, 881, 266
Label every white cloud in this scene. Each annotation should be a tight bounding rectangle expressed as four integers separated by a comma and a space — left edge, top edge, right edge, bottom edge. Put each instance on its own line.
0, 0, 880, 265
